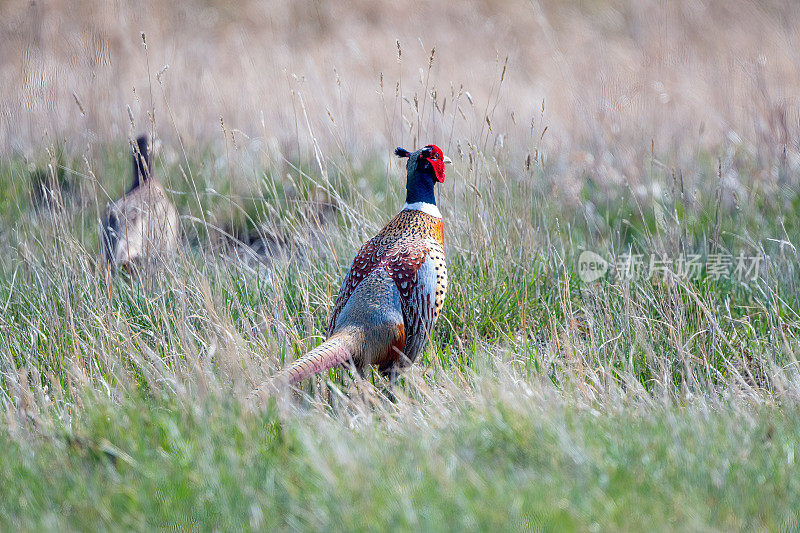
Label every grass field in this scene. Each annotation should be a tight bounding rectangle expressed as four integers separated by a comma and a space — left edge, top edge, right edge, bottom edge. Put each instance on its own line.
3, 0, 800, 530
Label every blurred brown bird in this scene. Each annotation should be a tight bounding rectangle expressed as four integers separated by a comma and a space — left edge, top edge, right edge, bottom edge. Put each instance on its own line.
100, 135, 180, 272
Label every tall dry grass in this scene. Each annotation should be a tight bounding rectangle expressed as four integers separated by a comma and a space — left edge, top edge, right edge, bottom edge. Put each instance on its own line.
3, 0, 800, 182
4, 7, 800, 528
1, 0, 800, 426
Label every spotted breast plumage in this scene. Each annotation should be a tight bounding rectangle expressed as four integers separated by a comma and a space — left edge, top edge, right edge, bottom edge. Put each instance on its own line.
270, 144, 452, 386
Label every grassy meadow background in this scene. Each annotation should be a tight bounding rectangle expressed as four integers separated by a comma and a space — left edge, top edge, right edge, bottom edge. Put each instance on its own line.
2, 0, 800, 529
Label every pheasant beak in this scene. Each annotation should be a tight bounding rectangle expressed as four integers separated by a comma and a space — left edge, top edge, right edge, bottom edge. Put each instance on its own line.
444, 156, 452, 165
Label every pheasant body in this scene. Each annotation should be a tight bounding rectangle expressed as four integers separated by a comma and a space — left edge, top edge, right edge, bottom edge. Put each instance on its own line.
103, 181, 179, 267
101, 136, 179, 270
281, 145, 451, 385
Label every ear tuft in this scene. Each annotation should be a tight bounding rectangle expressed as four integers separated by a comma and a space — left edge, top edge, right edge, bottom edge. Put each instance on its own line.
394, 147, 411, 158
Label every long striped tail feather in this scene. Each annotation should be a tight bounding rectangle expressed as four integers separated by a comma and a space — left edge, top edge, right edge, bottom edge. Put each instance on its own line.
282, 329, 361, 384
249, 328, 363, 404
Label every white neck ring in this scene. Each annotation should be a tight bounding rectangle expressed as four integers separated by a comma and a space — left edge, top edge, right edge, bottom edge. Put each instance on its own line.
402, 202, 441, 218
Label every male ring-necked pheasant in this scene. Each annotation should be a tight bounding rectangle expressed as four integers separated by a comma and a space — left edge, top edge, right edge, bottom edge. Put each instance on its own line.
278, 144, 451, 385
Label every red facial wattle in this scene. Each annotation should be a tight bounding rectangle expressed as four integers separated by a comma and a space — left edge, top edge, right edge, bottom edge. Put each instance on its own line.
423, 144, 446, 183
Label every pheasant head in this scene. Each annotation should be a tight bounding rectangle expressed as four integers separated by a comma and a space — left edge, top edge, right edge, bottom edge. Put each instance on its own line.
130, 135, 152, 190
395, 144, 452, 205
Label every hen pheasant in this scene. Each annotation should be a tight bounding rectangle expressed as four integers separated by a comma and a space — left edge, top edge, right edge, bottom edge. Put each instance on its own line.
101, 135, 180, 271
277, 144, 451, 386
